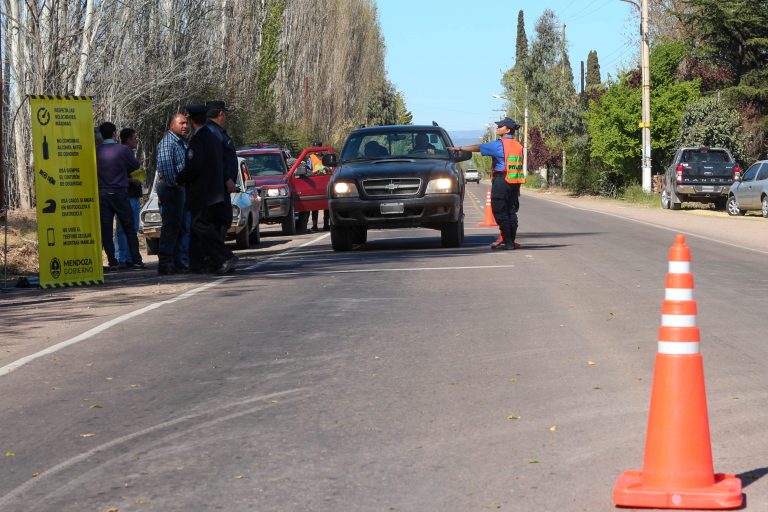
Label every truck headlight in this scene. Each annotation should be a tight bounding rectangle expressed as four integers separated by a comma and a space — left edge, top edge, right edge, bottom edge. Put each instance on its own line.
232, 205, 241, 219
426, 178, 456, 194
332, 181, 359, 198
141, 211, 162, 224
265, 186, 289, 197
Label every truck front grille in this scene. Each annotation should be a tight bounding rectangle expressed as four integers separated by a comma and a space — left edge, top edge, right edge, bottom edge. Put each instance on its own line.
362, 178, 421, 197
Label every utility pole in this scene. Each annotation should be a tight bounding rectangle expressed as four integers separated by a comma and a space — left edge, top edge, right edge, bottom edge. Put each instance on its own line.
622, 0, 652, 192
561, 23, 566, 185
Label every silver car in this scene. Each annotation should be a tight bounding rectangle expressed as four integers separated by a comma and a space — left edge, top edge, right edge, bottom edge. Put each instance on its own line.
726, 160, 768, 217
140, 157, 262, 253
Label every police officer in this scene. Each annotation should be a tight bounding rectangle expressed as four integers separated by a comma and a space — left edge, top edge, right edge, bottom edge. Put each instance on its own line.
205, 100, 238, 239
176, 104, 237, 274
449, 117, 525, 250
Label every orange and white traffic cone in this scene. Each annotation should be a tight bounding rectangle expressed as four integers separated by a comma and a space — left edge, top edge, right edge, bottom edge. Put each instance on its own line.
613, 234, 742, 510
478, 189, 497, 227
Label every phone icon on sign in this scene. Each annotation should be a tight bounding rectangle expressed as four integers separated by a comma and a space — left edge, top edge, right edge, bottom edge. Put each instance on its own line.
47, 228, 55, 246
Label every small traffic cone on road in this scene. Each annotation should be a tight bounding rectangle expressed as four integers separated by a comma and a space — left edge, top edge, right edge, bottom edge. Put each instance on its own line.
613, 234, 742, 510
478, 189, 497, 227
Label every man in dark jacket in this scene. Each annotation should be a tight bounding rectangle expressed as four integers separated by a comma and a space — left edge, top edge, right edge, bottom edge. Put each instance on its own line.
205, 100, 238, 238
177, 105, 237, 274
96, 122, 145, 270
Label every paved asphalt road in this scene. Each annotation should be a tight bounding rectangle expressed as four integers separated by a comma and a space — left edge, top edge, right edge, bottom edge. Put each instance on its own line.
1, 186, 767, 511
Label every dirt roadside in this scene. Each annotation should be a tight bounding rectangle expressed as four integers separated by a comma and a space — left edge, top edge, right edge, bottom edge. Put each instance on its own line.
2, 192, 767, 368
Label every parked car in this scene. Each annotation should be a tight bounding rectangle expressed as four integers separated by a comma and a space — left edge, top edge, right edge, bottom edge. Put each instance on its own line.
725, 159, 768, 217
465, 167, 480, 183
322, 124, 472, 251
236, 145, 335, 235
140, 157, 261, 252
661, 147, 740, 210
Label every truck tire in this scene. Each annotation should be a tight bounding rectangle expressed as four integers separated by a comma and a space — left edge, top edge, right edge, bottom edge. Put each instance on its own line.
249, 220, 260, 245
145, 237, 159, 255
440, 216, 464, 248
281, 202, 296, 236
726, 195, 745, 216
331, 224, 353, 251
235, 219, 251, 249
351, 226, 367, 245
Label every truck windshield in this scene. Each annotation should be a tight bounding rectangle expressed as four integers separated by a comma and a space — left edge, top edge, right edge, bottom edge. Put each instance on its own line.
241, 154, 286, 176
341, 130, 450, 161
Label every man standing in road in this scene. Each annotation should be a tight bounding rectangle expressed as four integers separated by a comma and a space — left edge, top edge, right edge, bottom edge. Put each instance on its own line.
205, 100, 238, 240
449, 117, 525, 250
176, 105, 237, 274
96, 122, 146, 269
156, 113, 189, 275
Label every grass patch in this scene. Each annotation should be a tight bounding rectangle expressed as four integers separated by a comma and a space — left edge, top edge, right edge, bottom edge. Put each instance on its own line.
621, 185, 661, 208
1, 209, 39, 276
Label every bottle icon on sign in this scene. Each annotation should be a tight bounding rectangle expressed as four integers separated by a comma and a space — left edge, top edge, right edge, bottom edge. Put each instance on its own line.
47, 228, 55, 246
42, 136, 49, 160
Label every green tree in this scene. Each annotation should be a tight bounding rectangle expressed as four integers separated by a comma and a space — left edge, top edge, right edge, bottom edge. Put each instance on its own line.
515, 10, 528, 66
394, 92, 413, 125
586, 50, 601, 88
677, 97, 750, 163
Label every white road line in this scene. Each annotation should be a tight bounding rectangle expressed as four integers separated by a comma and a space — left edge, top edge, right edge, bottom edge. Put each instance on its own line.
541, 196, 768, 256
0, 234, 331, 378
260, 264, 516, 278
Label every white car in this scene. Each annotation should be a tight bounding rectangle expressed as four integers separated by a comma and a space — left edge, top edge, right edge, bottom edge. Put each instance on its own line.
465, 168, 480, 183
140, 157, 261, 253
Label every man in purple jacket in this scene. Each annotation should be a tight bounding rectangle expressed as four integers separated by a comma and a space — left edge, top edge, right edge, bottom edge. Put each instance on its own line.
96, 122, 145, 270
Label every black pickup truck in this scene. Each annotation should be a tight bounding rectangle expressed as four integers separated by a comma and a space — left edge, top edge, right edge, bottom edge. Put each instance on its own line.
661, 147, 740, 210
322, 125, 472, 251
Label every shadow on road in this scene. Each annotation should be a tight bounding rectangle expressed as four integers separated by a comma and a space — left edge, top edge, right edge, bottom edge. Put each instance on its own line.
738, 466, 768, 488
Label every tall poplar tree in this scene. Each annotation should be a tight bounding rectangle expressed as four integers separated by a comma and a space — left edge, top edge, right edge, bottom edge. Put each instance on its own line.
586, 50, 601, 88
515, 10, 528, 66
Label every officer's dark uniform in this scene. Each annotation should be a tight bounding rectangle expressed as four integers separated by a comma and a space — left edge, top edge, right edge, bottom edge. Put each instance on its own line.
176, 104, 234, 271
205, 100, 239, 235
479, 117, 524, 250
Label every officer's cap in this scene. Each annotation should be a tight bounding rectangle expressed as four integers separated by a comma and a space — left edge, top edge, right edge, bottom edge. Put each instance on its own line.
495, 117, 520, 131
205, 100, 229, 112
185, 104, 207, 115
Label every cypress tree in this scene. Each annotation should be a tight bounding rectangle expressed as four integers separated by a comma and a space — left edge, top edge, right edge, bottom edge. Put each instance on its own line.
586, 50, 601, 88
515, 10, 528, 66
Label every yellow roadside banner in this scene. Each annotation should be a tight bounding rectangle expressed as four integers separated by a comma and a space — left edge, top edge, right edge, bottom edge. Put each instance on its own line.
29, 95, 103, 288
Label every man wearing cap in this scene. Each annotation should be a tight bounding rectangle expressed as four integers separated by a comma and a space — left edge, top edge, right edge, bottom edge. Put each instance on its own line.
448, 117, 525, 250
176, 104, 238, 274
205, 100, 238, 239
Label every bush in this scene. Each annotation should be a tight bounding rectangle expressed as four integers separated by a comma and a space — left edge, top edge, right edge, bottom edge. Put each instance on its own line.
622, 184, 660, 207
524, 172, 546, 189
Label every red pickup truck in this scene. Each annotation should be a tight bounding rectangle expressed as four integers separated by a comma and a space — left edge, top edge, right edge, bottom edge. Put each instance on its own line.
236, 146, 335, 235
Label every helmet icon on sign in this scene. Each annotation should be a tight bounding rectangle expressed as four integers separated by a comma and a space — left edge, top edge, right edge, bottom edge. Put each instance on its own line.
37, 107, 51, 126
50, 257, 61, 279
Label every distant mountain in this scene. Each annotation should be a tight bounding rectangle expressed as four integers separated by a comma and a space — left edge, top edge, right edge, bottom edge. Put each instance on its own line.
448, 129, 484, 147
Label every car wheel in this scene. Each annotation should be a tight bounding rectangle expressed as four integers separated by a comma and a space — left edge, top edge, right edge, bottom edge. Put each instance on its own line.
235, 219, 251, 249
440, 216, 463, 248
331, 224, 353, 251
661, 187, 670, 209
351, 226, 367, 245
762, 196, 768, 218
726, 195, 744, 216
145, 237, 159, 255
281, 202, 296, 236
249, 217, 261, 245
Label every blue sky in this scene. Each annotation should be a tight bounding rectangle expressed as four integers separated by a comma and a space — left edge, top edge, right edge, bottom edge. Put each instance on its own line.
376, 0, 639, 132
